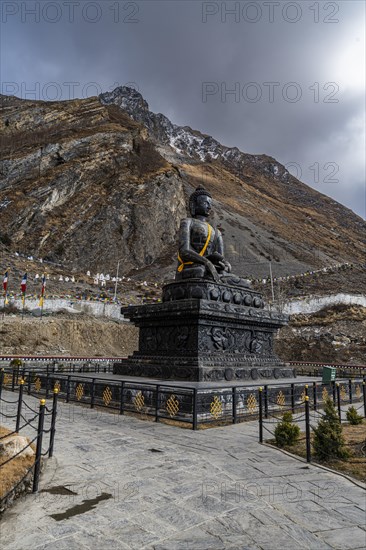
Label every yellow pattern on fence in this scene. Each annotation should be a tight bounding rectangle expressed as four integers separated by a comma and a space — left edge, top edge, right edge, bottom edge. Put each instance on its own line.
247, 393, 257, 414
134, 391, 145, 412
210, 396, 223, 419
34, 377, 42, 392
322, 387, 329, 402
3, 373, 11, 386
276, 391, 286, 407
103, 386, 113, 406
166, 394, 180, 417
75, 383, 84, 401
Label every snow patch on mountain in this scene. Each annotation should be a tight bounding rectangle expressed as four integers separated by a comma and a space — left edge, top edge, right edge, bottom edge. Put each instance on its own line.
99, 86, 290, 183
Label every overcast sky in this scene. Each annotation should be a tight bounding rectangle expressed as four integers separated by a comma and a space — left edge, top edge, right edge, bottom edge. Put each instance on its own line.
1, 0, 365, 217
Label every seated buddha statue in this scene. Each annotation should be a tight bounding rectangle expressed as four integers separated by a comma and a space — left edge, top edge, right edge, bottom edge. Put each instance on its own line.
175, 186, 251, 288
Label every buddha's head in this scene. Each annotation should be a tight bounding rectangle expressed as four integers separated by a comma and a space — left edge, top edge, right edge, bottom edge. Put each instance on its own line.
189, 186, 213, 218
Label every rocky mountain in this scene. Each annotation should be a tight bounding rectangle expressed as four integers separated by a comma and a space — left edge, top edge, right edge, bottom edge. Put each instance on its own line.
0, 87, 365, 281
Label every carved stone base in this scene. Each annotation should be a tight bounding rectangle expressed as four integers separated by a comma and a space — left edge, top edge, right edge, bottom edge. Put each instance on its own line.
114, 280, 291, 382
114, 358, 295, 382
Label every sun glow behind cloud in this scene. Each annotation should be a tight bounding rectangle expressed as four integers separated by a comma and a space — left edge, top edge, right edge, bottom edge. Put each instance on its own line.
332, 32, 365, 94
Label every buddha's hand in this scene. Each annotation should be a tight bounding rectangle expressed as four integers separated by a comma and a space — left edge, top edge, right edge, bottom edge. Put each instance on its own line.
214, 258, 232, 273
222, 260, 232, 272
206, 260, 220, 282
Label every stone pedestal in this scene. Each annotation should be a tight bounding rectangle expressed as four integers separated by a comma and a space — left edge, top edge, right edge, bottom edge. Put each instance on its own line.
114, 280, 294, 382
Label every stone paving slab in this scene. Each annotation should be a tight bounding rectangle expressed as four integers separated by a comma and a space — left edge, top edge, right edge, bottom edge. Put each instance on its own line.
0, 392, 365, 550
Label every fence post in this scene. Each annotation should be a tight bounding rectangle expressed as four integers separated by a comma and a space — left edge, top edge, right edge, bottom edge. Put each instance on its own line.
348, 379, 352, 404
313, 382, 317, 411
119, 381, 124, 415
305, 396, 311, 463
15, 379, 25, 432
232, 387, 237, 424
90, 379, 95, 409
264, 385, 268, 419
336, 383, 341, 420
291, 383, 295, 413
259, 387, 263, 443
33, 399, 46, 493
66, 375, 71, 403
48, 389, 59, 458
192, 389, 197, 430
155, 385, 160, 423
363, 382, 366, 417
27, 371, 31, 395
332, 381, 336, 404
45, 371, 49, 399
0, 368, 4, 401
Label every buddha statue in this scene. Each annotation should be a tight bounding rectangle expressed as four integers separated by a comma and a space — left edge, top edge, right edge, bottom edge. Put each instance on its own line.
176, 186, 251, 288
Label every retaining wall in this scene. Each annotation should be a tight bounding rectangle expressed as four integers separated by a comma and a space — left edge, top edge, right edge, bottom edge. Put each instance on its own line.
10, 299, 125, 320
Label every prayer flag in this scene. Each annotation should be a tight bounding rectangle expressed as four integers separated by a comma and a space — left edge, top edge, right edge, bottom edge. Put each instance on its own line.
21, 272, 27, 294
39, 273, 46, 307
21, 272, 27, 306
3, 270, 8, 292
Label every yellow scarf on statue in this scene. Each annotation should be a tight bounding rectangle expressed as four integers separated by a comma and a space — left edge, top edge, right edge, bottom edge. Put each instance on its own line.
177, 223, 212, 272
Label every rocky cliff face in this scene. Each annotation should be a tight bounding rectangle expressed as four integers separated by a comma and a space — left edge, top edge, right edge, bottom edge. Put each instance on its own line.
100, 86, 291, 179
0, 94, 186, 274
0, 87, 365, 278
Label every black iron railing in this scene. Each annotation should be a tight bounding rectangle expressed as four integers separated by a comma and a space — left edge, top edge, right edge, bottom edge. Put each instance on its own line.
259, 380, 366, 463
1, 367, 364, 431
0, 371, 59, 510
290, 361, 366, 379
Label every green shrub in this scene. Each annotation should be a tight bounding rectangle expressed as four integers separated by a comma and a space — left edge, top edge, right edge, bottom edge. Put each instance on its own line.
10, 358, 23, 369
346, 406, 363, 425
274, 411, 300, 447
313, 398, 349, 461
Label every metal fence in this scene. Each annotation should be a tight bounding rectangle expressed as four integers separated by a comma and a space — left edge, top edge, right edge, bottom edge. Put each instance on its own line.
0, 373, 59, 510
258, 381, 366, 463
1, 367, 364, 431
0, 362, 114, 375
290, 361, 366, 379
3, 359, 365, 379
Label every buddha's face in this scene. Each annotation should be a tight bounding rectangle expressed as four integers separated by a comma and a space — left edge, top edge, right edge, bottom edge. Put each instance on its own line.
195, 195, 212, 217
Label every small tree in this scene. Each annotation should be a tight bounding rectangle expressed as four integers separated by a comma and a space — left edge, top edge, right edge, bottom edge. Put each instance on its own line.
313, 398, 349, 461
274, 411, 300, 447
346, 406, 363, 425
10, 358, 23, 369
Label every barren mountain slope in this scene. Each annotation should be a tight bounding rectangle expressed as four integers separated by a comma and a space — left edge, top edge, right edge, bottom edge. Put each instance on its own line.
1, 88, 365, 280
0, 94, 186, 274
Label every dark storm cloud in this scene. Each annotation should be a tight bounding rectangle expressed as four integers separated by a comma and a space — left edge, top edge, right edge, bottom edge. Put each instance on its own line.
1, 0, 365, 217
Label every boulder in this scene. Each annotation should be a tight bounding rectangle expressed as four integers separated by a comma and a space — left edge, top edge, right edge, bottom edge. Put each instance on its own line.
0, 435, 35, 458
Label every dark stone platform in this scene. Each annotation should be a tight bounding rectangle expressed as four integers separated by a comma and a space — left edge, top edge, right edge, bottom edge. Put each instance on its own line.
114, 280, 294, 382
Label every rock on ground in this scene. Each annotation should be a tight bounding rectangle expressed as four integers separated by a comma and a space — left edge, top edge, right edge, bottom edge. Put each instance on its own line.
0, 435, 35, 459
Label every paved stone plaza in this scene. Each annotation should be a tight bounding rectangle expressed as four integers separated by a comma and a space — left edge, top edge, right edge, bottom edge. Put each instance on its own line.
1, 393, 365, 549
